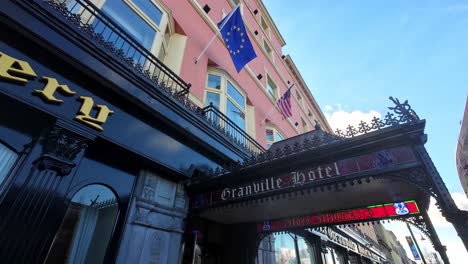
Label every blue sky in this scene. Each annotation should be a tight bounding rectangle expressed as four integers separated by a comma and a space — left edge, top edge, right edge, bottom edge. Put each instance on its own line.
263, 0, 468, 263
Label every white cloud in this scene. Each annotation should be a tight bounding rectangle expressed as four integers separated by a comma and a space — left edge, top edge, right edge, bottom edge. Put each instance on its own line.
324, 105, 334, 112
323, 106, 382, 132
385, 193, 468, 264
428, 192, 468, 228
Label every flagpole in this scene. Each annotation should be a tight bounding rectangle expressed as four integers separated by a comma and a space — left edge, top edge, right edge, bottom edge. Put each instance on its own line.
260, 84, 295, 125
194, 4, 241, 64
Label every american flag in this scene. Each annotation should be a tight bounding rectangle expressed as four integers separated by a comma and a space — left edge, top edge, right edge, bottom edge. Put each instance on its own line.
277, 86, 293, 118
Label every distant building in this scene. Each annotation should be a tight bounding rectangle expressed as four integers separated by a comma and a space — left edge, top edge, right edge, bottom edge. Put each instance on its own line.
374, 224, 412, 264
456, 96, 468, 197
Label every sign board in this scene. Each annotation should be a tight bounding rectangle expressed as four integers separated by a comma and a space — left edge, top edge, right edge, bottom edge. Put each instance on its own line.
406, 236, 422, 260
195, 147, 417, 208
257, 200, 420, 232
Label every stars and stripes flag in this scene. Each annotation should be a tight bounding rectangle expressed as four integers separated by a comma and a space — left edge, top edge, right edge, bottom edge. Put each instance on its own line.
277, 86, 293, 118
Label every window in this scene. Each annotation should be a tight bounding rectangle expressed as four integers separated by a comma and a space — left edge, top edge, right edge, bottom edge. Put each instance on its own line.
266, 76, 277, 100
86, 0, 170, 61
0, 142, 18, 193
45, 184, 119, 263
263, 40, 274, 62
266, 127, 284, 149
296, 91, 303, 108
205, 71, 247, 132
302, 118, 308, 133
261, 16, 270, 38
308, 109, 314, 121
257, 233, 317, 264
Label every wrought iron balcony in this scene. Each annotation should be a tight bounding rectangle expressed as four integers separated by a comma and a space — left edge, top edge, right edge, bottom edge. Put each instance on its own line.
27, 0, 264, 155
202, 103, 265, 156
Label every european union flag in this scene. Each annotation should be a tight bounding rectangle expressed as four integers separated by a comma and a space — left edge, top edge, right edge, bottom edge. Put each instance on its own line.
217, 7, 257, 73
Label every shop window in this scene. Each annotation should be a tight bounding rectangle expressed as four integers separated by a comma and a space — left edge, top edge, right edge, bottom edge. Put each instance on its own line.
205, 71, 247, 132
45, 184, 119, 264
0, 142, 18, 193
257, 233, 316, 264
266, 76, 278, 100
266, 127, 284, 149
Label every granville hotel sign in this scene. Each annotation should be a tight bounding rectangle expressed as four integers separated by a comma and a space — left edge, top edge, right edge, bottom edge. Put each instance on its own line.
194, 146, 417, 207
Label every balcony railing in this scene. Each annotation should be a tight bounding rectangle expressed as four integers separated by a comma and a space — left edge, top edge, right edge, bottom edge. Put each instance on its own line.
28, 0, 265, 155
202, 103, 265, 155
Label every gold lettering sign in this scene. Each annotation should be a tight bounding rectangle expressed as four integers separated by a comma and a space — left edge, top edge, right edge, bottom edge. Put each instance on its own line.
0, 52, 38, 84
75, 96, 114, 132
0, 51, 113, 131
34, 76, 76, 104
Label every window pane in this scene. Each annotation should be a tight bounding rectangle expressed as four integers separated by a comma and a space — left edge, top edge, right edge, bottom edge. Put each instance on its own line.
266, 129, 274, 142
227, 100, 245, 131
298, 237, 316, 264
267, 80, 276, 99
98, 0, 156, 51
133, 0, 163, 25
276, 132, 283, 141
227, 81, 245, 108
206, 92, 220, 109
45, 185, 119, 264
274, 233, 298, 264
0, 143, 17, 190
207, 74, 221, 89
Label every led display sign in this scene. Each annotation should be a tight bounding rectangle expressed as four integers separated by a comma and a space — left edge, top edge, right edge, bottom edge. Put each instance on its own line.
259, 200, 419, 232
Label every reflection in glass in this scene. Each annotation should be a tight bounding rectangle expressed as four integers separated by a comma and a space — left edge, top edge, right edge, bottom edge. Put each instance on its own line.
207, 74, 221, 89
205, 92, 220, 109
227, 100, 245, 131
274, 233, 297, 264
266, 129, 274, 142
0, 143, 17, 191
227, 81, 245, 108
95, 0, 157, 51
45, 185, 119, 264
276, 132, 283, 141
258, 233, 318, 264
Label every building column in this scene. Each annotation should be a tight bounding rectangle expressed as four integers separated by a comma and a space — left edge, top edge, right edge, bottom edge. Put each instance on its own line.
422, 211, 450, 264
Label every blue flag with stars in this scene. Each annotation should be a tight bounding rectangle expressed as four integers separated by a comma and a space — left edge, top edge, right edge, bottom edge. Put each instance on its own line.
217, 7, 257, 73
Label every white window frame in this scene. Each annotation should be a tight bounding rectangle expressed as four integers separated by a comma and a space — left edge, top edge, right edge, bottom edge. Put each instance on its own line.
205, 69, 247, 131
266, 126, 285, 149
87, 0, 172, 61
263, 39, 274, 64
266, 75, 278, 100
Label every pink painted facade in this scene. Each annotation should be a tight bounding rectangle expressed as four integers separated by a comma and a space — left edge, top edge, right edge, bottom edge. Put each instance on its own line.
162, 0, 331, 148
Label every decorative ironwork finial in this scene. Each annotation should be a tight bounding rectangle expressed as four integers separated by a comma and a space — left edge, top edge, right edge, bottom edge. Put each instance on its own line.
388, 96, 420, 122
314, 120, 321, 130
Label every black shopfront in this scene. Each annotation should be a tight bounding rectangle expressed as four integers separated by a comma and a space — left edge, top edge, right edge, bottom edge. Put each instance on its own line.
0, 1, 257, 262
2, 1, 468, 264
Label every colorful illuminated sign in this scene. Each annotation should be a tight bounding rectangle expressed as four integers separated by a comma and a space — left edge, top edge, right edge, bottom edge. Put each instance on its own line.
257, 200, 420, 232
194, 147, 417, 208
